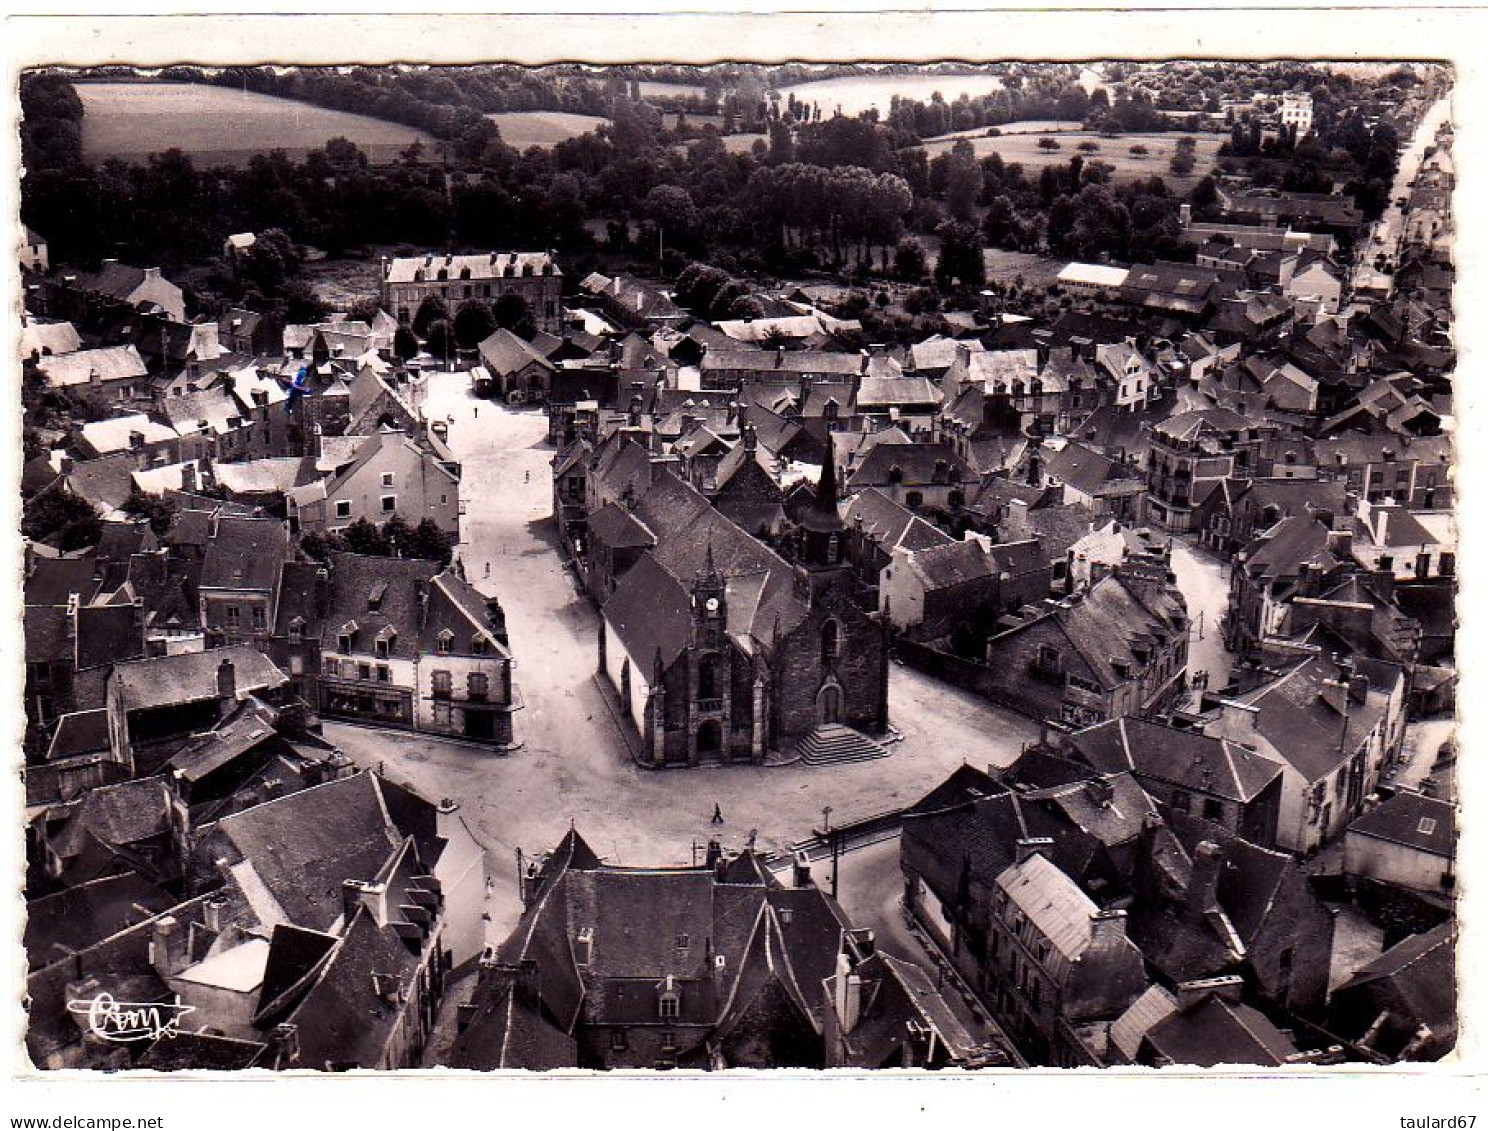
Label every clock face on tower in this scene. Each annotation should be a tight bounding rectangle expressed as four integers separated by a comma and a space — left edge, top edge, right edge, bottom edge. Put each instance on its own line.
705, 597, 719, 612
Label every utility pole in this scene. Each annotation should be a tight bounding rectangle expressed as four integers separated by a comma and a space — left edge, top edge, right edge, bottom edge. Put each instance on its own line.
822, 805, 839, 900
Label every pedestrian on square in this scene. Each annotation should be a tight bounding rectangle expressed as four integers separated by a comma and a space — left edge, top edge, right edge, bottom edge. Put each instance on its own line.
711, 803, 724, 825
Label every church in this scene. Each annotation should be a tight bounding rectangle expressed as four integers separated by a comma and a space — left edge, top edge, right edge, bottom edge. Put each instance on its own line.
598, 459, 889, 767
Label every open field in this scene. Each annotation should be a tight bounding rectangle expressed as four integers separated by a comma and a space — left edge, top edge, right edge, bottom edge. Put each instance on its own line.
302, 257, 382, 311
76, 81, 435, 166
780, 72, 1005, 117
486, 110, 608, 149
638, 80, 710, 100
923, 119, 1084, 143
919, 128, 1222, 187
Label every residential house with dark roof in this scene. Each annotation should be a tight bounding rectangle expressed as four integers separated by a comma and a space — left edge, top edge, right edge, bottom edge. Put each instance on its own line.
1327, 922, 1455, 1062
977, 565, 1189, 727
841, 486, 954, 600
1206, 653, 1406, 853
844, 441, 972, 513
476, 327, 557, 403
318, 553, 518, 746
1128, 817, 1336, 1017
1109, 977, 1313, 1067
198, 515, 290, 647
1057, 717, 1283, 848
450, 828, 921, 1070
105, 645, 291, 771
1344, 790, 1455, 897
1196, 476, 1348, 556
1144, 407, 1271, 531
292, 429, 460, 542
1225, 516, 1349, 658
1023, 438, 1147, 522
880, 536, 1049, 640
1314, 432, 1451, 511
35, 261, 185, 324
1347, 496, 1455, 582
978, 846, 1149, 1066
708, 426, 787, 537
823, 948, 1017, 1068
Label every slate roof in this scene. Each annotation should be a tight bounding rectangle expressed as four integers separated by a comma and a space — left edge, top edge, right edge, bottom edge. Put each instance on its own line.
111, 644, 288, 713
200, 516, 289, 592
321, 552, 442, 661
846, 443, 970, 490
903, 539, 996, 590
21, 317, 81, 358
845, 488, 954, 552
1240, 516, 1339, 582
38, 344, 149, 389
202, 772, 405, 933
1331, 921, 1455, 1052
454, 826, 862, 1069
1142, 993, 1298, 1066
478, 327, 556, 377
1235, 654, 1397, 782
1042, 441, 1142, 498
1348, 790, 1455, 858
24, 873, 175, 971
386, 251, 558, 284
1068, 717, 1281, 804
992, 572, 1186, 692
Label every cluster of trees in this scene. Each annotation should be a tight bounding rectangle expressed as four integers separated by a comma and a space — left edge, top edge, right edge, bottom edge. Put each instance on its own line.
301, 514, 453, 568
400, 291, 537, 359
673, 263, 763, 321
20, 73, 85, 170
743, 163, 914, 270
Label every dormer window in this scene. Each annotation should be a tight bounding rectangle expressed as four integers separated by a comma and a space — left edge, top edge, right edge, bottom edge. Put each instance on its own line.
288, 617, 304, 642
658, 977, 680, 1019
675, 934, 690, 953
436, 629, 453, 655
375, 626, 396, 659
471, 636, 488, 656
576, 926, 594, 967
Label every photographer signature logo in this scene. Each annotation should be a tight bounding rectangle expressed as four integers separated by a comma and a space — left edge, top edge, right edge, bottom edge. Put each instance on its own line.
66, 993, 196, 1043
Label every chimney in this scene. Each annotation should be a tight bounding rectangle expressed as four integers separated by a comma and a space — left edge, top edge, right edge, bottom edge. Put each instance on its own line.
1320, 677, 1350, 715
1088, 908, 1129, 947
314, 567, 330, 616
1084, 776, 1115, 807
1348, 673, 1370, 705
1175, 974, 1244, 1012
129, 430, 145, 450
833, 950, 864, 1033
436, 797, 463, 843
203, 897, 228, 935
1212, 699, 1260, 743
217, 657, 237, 712
792, 850, 814, 889
148, 915, 190, 978
743, 425, 757, 453
1187, 842, 1224, 915
143, 267, 162, 281
1015, 837, 1054, 865
846, 926, 876, 960
271, 1023, 300, 1067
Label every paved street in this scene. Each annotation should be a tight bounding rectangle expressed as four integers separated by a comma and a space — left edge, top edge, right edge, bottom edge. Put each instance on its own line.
327, 374, 1041, 943
1168, 537, 1234, 692
1348, 94, 1452, 300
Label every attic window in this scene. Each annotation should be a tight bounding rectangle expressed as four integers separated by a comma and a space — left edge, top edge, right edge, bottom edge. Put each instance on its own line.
658, 981, 681, 1020
436, 629, 453, 655
778, 908, 792, 925
576, 926, 594, 967
288, 616, 305, 641
471, 636, 488, 656
1418, 817, 1438, 836
368, 582, 388, 611
675, 934, 690, 952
